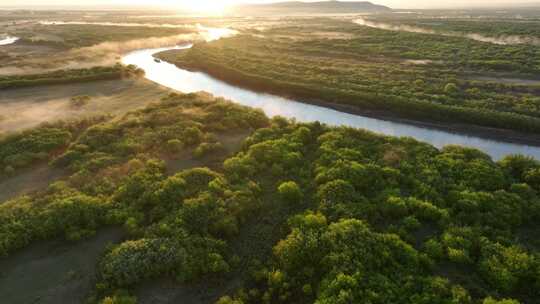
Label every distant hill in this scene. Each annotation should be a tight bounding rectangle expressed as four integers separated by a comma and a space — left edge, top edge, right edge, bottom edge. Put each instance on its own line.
231, 1, 392, 15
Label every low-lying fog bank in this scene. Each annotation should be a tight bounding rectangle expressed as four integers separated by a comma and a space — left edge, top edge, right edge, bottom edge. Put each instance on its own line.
0, 25, 236, 75
353, 17, 540, 46
38, 20, 196, 29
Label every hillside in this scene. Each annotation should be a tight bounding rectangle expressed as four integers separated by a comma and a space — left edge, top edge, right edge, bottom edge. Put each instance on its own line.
232, 1, 391, 15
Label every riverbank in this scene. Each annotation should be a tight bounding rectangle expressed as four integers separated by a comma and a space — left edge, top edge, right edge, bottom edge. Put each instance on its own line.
156, 49, 540, 148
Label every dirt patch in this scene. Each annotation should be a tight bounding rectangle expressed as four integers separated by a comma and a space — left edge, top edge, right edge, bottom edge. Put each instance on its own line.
0, 228, 125, 304
0, 78, 172, 134
0, 163, 67, 203
135, 277, 240, 304
163, 131, 251, 175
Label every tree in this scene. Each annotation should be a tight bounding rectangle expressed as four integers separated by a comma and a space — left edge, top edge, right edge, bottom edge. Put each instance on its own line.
316, 179, 356, 205
444, 83, 459, 95
166, 139, 183, 153
498, 155, 538, 181
278, 181, 303, 203
482, 297, 521, 304
480, 243, 535, 293
100, 291, 136, 304
216, 296, 244, 304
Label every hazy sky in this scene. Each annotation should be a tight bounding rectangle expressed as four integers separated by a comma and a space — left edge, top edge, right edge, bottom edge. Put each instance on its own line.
1, 0, 539, 9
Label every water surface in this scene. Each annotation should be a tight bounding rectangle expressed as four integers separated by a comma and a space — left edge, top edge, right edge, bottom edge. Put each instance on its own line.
0, 36, 19, 46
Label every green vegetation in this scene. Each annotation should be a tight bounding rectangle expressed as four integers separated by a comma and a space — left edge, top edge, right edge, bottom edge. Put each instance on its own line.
1, 93, 539, 303
0, 116, 108, 179
0, 64, 144, 89
0, 93, 267, 258
3, 12, 540, 304
278, 181, 303, 203
159, 18, 540, 133
214, 122, 540, 304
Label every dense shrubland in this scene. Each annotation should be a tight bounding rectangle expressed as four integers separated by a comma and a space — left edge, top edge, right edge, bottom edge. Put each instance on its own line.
215, 120, 540, 304
1, 93, 540, 304
0, 116, 108, 179
160, 18, 540, 133
0, 93, 267, 256
0, 64, 144, 89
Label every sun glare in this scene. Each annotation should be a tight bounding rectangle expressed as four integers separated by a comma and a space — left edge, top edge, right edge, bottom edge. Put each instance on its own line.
182, 0, 232, 14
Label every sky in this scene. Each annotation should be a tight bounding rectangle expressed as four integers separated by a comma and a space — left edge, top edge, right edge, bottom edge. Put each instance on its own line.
0, 0, 539, 9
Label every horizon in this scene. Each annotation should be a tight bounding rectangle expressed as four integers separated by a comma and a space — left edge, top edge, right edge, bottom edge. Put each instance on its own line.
1, 0, 540, 10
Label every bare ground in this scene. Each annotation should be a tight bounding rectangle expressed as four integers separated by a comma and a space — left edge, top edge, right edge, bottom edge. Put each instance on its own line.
163, 132, 251, 175
0, 228, 125, 304
0, 78, 174, 202
0, 78, 173, 134
0, 163, 67, 203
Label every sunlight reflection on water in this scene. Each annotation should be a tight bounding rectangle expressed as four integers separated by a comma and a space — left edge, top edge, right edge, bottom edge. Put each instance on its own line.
0, 36, 19, 46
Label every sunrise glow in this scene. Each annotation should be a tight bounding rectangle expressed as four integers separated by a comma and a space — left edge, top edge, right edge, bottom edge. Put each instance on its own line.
183, 0, 231, 14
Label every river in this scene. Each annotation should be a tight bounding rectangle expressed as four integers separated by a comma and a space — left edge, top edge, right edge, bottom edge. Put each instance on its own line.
121, 37, 540, 161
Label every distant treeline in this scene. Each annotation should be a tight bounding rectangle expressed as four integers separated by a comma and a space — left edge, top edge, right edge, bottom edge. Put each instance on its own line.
0, 64, 144, 90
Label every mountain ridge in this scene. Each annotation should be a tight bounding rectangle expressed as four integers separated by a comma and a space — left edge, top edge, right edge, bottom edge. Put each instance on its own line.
232, 1, 392, 15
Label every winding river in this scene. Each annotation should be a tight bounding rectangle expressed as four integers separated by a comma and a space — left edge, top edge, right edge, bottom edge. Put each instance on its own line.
122, 37, 540, 161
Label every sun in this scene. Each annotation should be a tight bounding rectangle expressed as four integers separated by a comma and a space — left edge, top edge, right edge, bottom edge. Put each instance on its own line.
182, 0, 232, 14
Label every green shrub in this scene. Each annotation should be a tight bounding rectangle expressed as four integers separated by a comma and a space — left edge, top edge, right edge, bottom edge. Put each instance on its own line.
278, 181, 303, 203
194, 142, 225, 158
166, 139, 184, 153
